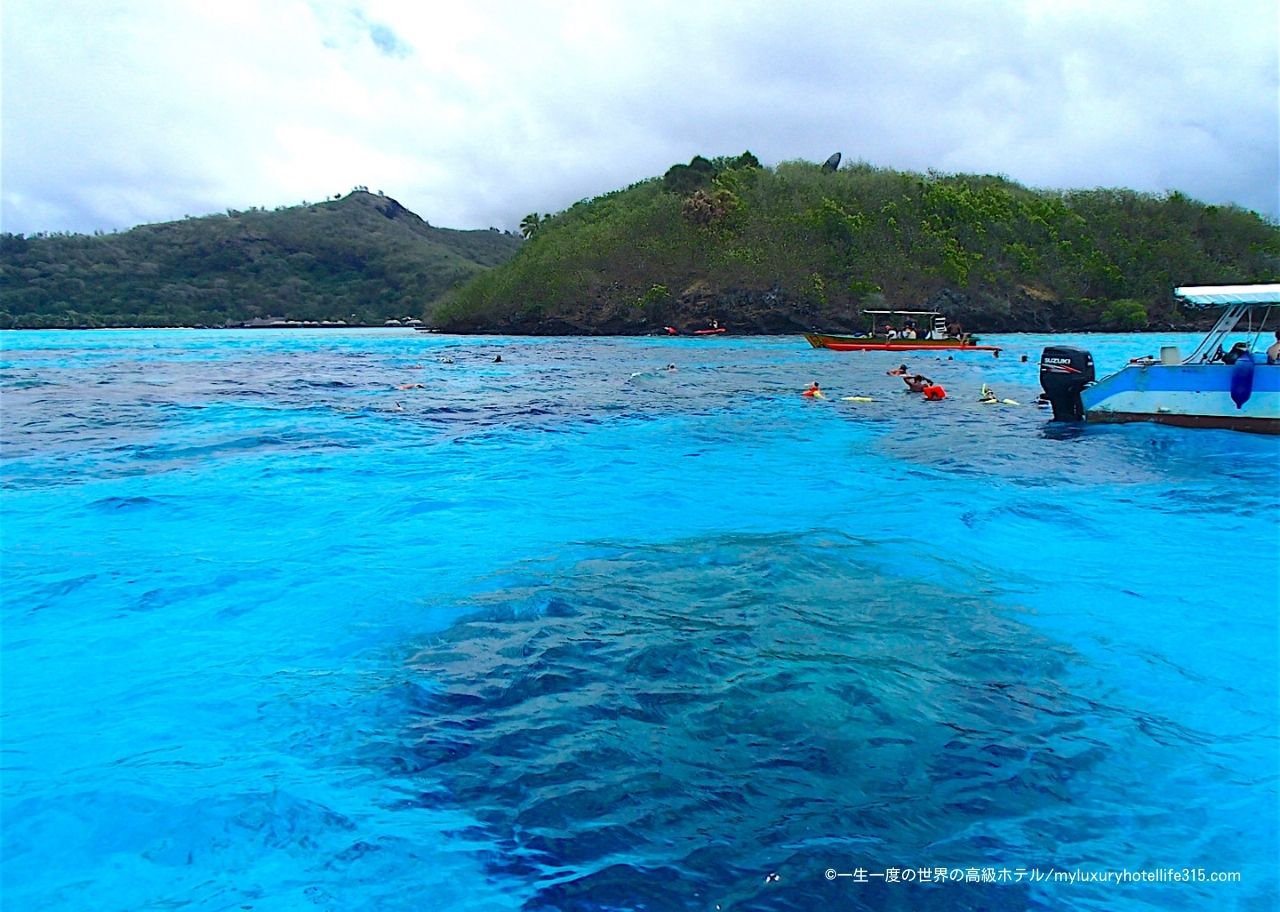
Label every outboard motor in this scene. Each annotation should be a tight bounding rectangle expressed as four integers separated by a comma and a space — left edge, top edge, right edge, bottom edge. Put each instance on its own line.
1040, 346, 1095, 421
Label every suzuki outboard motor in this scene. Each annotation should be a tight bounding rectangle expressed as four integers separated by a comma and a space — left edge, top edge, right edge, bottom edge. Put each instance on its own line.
1040, 346, 1095, 421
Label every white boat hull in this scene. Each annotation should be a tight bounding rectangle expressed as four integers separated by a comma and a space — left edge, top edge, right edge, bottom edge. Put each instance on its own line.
1081, 362, 1280, 434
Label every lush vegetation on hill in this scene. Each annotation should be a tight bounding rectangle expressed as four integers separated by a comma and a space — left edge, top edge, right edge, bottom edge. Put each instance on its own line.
0, 191, 521, 328
431, 156, 1279, 334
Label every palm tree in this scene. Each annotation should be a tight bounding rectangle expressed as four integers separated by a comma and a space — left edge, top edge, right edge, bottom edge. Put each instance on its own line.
519, 212, 543, 239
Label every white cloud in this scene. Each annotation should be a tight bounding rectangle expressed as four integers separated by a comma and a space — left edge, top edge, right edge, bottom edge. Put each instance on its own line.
2, 0, 1275, 236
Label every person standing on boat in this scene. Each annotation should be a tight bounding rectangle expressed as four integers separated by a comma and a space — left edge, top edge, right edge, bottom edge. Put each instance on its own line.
1267, 330, 1280, 363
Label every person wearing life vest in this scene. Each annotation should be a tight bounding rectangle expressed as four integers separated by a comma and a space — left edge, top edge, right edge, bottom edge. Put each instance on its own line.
922, 383, 946, 400
802, 381, 823, 398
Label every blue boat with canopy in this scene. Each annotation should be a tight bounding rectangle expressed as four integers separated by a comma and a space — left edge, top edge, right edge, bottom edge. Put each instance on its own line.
1038, 284, 1280, 434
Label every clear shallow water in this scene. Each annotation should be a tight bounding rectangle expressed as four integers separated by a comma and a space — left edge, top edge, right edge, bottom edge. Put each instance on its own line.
2, 328, 1276, 912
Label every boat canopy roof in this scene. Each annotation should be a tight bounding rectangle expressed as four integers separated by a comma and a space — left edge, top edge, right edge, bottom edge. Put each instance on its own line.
861, 310, 941, 316
1174, 284, 1280, 307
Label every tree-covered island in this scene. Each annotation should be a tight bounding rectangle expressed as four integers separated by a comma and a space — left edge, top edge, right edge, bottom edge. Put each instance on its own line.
433, 154, 1279, 334
0, 190, 521, 329
3, 159, 1277, 332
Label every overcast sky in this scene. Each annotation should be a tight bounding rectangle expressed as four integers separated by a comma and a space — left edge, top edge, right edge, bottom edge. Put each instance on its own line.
3, 0, 1277, 236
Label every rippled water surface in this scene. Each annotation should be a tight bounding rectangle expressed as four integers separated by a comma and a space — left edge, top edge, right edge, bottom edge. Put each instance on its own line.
3, 329, 1277, 911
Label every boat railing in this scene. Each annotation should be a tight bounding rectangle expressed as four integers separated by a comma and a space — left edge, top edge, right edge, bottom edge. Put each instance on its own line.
1175, 285, 1280, 364
1186, 303, 1249, 363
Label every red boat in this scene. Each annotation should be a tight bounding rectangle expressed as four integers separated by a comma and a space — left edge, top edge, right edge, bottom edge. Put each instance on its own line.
665, 324, 726, 336
805, 310, 1000, 353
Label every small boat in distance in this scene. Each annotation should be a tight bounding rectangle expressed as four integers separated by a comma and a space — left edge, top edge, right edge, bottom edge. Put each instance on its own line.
666, 322, 726, 336
804, 310, 1001, 353
1039, 284, 1280, 434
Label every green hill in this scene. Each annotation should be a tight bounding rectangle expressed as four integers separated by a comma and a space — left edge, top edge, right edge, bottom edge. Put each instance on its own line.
430, 156, 1280, 334
0, 190, 522, 328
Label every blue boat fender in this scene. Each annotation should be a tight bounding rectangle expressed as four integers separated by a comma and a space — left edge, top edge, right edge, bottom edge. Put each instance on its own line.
1230, 352, 1255, 409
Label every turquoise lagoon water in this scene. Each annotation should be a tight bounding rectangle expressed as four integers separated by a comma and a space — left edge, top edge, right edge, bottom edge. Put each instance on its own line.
1, 329, 1277, 912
